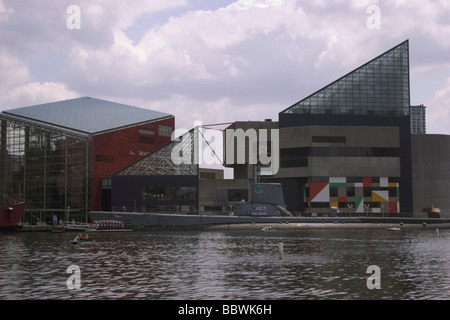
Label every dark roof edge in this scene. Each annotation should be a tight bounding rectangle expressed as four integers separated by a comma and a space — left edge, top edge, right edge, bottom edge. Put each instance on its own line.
1, 111, 174, 136
92, 115, 174, 135
0, 112, 91, 138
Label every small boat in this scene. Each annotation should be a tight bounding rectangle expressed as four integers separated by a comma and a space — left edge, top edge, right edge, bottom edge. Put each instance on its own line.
261, 225, 274, 231
386, 227, 401, 231
70, 233, 94, 244
70, 238, 94, 244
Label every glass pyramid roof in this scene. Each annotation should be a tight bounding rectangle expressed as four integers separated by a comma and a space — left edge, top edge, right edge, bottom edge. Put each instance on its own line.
282, 40, 410, 116
116, 128, 198, 176
3, 97, 172, 134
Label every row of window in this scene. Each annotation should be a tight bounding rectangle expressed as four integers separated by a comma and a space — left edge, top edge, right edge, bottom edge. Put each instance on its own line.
200, 171, 216, 179
1, 122, 90, 211
139, 125, 173, 137
96, 125, 173, 162
290, 106, 409, 116
281, 147, 400, 168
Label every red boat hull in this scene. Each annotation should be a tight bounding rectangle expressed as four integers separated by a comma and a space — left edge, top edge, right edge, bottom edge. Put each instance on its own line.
0, 203, 25, 232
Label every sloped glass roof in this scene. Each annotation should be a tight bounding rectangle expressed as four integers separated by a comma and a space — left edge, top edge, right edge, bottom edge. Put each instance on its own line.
116, 129, 198, 176
282, 40, 410, 116
2, 97, 172, 134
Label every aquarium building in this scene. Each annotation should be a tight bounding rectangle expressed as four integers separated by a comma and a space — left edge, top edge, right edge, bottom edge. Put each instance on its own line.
226, 40, 413, 216
0, 97, 174, 222
277, 40, 412, 215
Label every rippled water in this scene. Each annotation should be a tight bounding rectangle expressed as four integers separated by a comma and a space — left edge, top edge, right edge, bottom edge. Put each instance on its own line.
1, 228, 449, 300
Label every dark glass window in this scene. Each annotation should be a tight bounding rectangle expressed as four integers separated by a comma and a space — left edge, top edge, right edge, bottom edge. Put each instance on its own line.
312, 136, 346, 143
282, 147, 399, 160
347, 187, 355, 197
280, 148, 308, 168
330, 187, 338, 197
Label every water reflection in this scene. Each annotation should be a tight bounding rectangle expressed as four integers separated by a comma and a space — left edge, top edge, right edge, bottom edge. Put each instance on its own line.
0, 228, 449, 300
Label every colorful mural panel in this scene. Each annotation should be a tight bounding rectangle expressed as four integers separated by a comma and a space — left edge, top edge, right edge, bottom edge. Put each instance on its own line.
307, 177, 400, 214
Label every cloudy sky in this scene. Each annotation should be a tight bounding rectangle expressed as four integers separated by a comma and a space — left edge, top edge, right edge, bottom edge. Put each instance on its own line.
1, 0, 450, 135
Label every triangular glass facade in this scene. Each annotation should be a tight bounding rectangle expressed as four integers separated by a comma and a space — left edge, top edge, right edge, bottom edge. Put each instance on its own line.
116, 129, 198, 176
282, 40, 410, 116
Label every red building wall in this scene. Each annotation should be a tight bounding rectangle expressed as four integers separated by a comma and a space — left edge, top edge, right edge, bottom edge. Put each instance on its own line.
91, 116, 175, 210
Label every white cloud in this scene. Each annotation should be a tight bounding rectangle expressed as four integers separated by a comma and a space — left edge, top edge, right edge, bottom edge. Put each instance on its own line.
2, 0, 450, 134
426, 77, 450, 134
52, 0, 450, 132
0, 0, 13, 22
0, 48, 30, 89
5, 82, 79, 108
0, 48, 78, 109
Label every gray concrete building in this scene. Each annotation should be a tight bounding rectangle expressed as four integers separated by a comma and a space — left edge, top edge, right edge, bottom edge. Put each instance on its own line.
412, 134, 450, 217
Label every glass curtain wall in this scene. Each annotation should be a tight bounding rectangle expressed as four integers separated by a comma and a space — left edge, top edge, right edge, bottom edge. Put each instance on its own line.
0, 119, 92, 223
282, 40, 410, 116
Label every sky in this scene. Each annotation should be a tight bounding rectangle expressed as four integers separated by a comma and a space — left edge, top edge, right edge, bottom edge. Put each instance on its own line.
1, 0, 450, 136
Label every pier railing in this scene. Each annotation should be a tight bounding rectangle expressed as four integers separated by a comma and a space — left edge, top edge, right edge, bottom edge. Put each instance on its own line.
62, 221, 98, 231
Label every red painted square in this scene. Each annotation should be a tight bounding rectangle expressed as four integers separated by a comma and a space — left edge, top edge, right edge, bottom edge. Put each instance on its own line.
363, 177, 372, 187
389, 202, 398, 213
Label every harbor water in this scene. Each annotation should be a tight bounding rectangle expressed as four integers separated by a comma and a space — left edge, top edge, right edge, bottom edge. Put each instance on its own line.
1, 228, 450, 300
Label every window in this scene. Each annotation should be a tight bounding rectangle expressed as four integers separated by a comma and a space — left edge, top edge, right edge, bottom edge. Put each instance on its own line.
312, 136, 346, 143
158, 125, 173, 137
281, 147, 400, 159
200, 171, 216, 179
102, 178, 112, 190
139, 129, 155, 135
280, 148, 308, 168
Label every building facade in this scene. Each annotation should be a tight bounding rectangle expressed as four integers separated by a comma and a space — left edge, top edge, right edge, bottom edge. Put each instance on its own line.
410, 104, 426, 134
277, 40, 412, 216
110, 128, 254, 214
222, 41, 413, 216
0, 97, 174, 222
412, 134, 450, 216
111, 129, 199, 213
